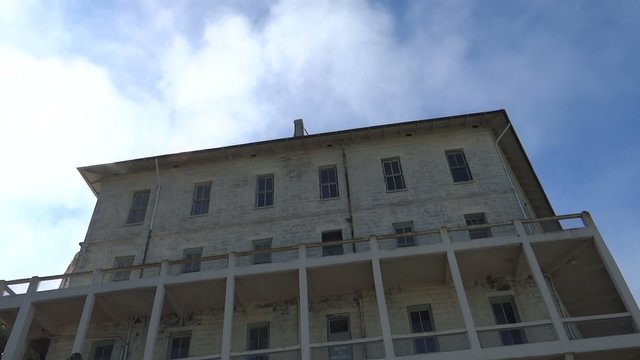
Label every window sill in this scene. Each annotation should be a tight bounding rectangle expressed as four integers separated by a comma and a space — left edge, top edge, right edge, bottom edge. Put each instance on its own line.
189, 213, 210, 218
124, 222, 145, 227
254, 205, 274, 210
385, 188, 408, 193
452, 180, 475, 185
320, 196, 340, 201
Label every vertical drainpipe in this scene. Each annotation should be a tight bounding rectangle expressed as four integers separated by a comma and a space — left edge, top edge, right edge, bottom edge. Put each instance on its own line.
494, 123, 528, 219
141, 158, 161, 269
341, 144, 356, 249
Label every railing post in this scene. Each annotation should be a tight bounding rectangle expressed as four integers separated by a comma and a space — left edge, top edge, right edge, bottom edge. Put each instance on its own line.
2, 277, 39, 359
298, 244, 311, 360
369, 235, 395, 359
516, 219, 570, 347
221, 252, 237, 360
440, 227, 484, 359
142, 261, 169, 360
582, 211, 640, 331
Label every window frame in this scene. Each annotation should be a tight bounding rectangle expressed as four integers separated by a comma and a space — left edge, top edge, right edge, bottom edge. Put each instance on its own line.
90, 340, 115, 360
167, 331, 191, 359
393, 221, 416, 247
381, 158, 406, 191
111, 255, 134, 282
445, 150, 473, 183
253, 238, 273, 264
246, 322, 270, 351
126, 190, 150, 224
464, 213, 492, 240
255, 174, 275, 208
407, 304, 438, 353
182, 247, 203, 273
319, 165, 339, 199
190, 182, 212, 216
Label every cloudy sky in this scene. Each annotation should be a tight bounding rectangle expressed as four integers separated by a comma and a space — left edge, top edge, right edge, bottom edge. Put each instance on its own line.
0, 0, 638, 300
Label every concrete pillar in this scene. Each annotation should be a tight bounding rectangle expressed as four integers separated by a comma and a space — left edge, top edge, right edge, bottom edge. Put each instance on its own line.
441, 228, 484, 359
2, 277, 39, 359
0, 280, 6, 296
582, 212, 640, 331
515, 219, 570, 345
221, 252, 237, 360
298, 245, 311, 360
142, 261, 169, 360
71, 292, 96, 354
369, 236, 395, 359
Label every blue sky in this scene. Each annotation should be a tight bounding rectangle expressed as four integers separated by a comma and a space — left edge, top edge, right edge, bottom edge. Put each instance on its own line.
0, 0, 638, 301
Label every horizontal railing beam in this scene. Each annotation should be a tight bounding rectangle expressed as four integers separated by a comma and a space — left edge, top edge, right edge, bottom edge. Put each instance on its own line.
390, 328, 467, 340
476, 319, 553, 332
229, 344, 300, 356
562, 312, 631, 323
310, 336, 383, 348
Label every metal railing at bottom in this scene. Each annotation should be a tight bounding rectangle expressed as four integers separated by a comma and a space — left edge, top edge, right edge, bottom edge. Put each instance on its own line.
392, 328, 469, 356
230, 345, 301, 360
310, 337, 385, 360
562, 312, 636, 340
477, 320, 557, 348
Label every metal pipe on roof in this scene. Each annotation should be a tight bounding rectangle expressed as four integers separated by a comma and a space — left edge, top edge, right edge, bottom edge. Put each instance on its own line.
141, 158, 161, 269
494, 123, 528, 218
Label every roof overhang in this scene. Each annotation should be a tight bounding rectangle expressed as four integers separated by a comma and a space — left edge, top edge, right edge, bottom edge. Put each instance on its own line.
78, 109, 555, 217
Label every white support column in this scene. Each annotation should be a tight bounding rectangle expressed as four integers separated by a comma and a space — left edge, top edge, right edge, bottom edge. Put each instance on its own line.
298, 245, 311, 360
515, 220, 570, 346
582, 212, 640, 331
369, 236, 395, 359
142, 261, 169, 360
2, 277, 39, 360
71, 292, 96, 354
221, 252, 237, 360
441, 228, 484, 359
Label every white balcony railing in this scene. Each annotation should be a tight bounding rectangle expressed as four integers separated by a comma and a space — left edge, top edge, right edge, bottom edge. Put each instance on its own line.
476, 320, 557, 348
310, 337, 385, 360
391, 328, 469, 356
0, 212, 594, 298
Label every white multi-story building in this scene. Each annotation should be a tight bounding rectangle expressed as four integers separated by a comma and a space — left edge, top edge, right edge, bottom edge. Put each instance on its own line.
1, 110, 639, 360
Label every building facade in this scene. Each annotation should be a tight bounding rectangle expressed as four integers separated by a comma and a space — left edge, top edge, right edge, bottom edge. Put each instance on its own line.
1, 110, 639, 360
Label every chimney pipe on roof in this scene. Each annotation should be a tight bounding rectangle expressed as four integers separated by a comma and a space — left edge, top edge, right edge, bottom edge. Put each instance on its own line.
293, 119, 305, 137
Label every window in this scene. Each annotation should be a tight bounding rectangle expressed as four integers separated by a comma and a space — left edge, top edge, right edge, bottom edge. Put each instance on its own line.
247, 323, 269, 360
256, 175, 274, 207
408, 305, 438, 353
381, 158, 406, 191
90, 340, 114, 360
167, 331, 191, 359
127, 190, 150, 224
322, 230, 343, 257
465, 213, 492, 239
319, 166, 339, 199
253, 239, 272, 264
182, 247, 203, 273
394, 222, 415, 247
111, 256, 134, 281
327, 315, 352, 360
446, 150, 473, 183
191, 182, 211, 216
490, 296, 527, 346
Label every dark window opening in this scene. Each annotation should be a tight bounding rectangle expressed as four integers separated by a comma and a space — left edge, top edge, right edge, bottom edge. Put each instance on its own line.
446, 150, 473, 183
319, 166, 339, 199
256, 175, 274, 207
382, 158, 406, 191
322, 230, 344, 256
191, 182, 211, 216
127, 190, 150, 224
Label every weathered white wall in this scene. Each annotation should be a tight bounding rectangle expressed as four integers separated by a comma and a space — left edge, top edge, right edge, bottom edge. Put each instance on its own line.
75, 127, 527, 274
